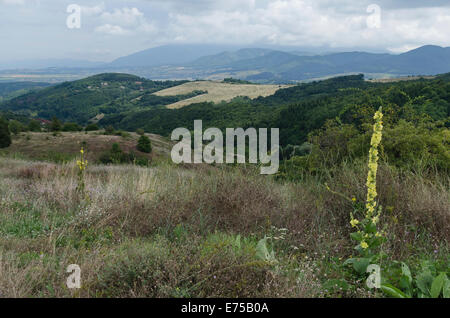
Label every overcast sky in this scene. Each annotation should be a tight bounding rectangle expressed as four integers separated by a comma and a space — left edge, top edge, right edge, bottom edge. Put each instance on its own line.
0, 0, 449, 62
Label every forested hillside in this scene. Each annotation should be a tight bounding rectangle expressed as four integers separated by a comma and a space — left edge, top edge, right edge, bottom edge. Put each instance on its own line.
0, 74, 188, 123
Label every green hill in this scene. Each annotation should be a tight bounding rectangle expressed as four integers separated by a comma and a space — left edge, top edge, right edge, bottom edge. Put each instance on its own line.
0, 73, 188, 123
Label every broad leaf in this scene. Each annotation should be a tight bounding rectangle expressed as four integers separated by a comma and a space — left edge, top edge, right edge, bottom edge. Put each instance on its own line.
381, 284, 409, 298
352, 258, 370, 275
430, 273, 446, 298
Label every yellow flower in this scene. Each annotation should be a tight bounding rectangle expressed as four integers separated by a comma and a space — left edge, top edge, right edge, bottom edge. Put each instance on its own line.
375, 232, 382, 237
372, 216, 379, 224
350, 219, 359, 227
360, 241, 369, 249
352, 197, 356, 202
80, 148, 84, 154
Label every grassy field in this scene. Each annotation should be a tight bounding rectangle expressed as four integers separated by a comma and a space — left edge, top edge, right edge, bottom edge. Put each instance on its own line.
0, 131, 172, 163
153, 81, 292, 109
0, 132, 448, 298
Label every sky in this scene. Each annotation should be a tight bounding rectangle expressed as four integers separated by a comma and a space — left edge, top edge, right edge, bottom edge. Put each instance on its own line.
0, 0, 449, 62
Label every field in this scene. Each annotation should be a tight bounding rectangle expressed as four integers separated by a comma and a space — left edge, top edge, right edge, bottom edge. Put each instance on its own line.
0, 132, 172, 163
0, 132, 448, 298
153, 81, 292, 109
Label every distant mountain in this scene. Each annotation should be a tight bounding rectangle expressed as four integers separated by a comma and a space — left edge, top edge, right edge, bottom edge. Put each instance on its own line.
109, 44, 243, 68
0, 59, 104, 70
189, 48, 275, 68
2, 45, 449, 83
189, 45, 450, 82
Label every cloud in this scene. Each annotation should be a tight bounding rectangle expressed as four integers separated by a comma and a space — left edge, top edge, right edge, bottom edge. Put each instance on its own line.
95, 24, 128, 35
1, 0, 450, 62
161, 0, 450, 51
81, 3, 105, 16
95, 7, 157, 35
0, 0, 25, 5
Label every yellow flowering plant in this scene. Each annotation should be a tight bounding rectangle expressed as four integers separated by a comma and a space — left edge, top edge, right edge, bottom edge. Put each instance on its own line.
76, 147, 88, 195
345, 107, 386, 274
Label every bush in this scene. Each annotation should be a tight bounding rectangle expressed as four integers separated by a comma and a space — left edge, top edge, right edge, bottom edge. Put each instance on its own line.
62, 122, 82, 132
85, 123, 99, 131
115, 130, 131, 138
0, 117, 12, 148
137, 135, 152, 153
28, 120, 41, 132
50, 117, 62, 132
136, 128, 145, 136
9, 120, 26, 135
99, 143, 149, 166
104, 125, 115, 135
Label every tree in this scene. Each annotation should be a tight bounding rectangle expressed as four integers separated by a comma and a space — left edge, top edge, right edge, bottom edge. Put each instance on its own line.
8, 120, 25, 135
28, 120, 41, 132
50, 117, 62, 132
0, 117, 12, 148
62, 122, 82, 132
136, 128, 145, 136
137, 135, 152, 153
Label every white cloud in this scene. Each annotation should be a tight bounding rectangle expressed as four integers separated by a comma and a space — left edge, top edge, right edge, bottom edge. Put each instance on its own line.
0, 0, 25, 5
81, 3, 105, 16
94, 7, 157, 35
1, 0, 450, 61
95, 24, 128, 35
162, 0, 450, 51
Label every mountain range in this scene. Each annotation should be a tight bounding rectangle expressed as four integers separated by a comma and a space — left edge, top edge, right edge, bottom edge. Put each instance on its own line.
1, 45, 449, 83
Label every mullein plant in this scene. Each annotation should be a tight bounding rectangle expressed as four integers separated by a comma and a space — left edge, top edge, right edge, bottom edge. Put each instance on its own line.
350, 108, 385, 256
76, 148, 88, 199
345, 108, 386, 275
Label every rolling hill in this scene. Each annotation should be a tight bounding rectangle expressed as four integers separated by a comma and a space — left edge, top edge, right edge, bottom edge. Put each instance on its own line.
0, 73, 188, 123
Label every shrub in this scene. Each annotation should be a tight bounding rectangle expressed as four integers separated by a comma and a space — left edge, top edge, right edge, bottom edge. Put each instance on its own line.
9, 120, 26, 135
136, 128, 145, 136
50, 117, 62, 132
0, 117, 12, 148
104, 125, 115, 135
85, 123, 99, 131
28, 120, 41, 132
137, 135, 152, 153
115, 130, 131, 138
62, 122, 82, 132
99, 143, 149, 166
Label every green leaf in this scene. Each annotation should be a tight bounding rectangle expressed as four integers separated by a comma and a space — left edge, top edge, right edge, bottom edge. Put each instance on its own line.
399, 275, 412, 297
381, 284, 409, 298
430, 273, 446, 298
343, 258, 356, 266
256, 237, 269, 261
234, 234, 241, 250
416, 271, 434, 296
350, 232, 363, 241
401, 262, 412, 284
443, 276, 450, 298
364, 221, 377, 234
256, 237, 276, 263
352, 258, 370, 275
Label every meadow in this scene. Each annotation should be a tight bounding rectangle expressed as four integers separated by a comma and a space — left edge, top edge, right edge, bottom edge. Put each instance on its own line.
0, 131, 448, 298
153, 81, 292, 109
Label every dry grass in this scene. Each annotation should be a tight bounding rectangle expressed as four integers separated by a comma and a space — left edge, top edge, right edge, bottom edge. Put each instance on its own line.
0, 131, 172, 163
153, 81, 292, 109
0, 153, 448, 298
